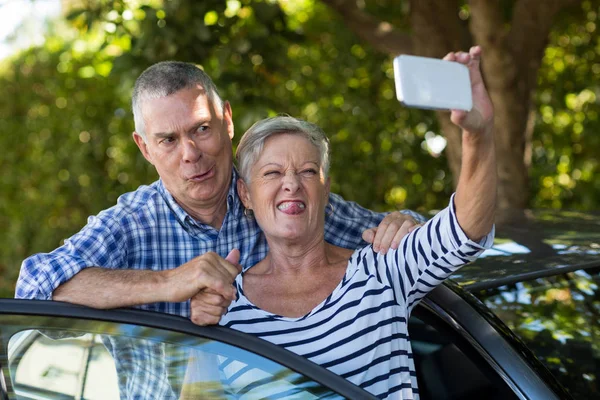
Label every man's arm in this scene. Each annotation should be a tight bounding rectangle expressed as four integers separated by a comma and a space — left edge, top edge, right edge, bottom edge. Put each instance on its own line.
53, 251, 240, 309
445, 46, 496, 241
16, 210, 240, 309
15, 216, 129, 301
326, 193, 426, 253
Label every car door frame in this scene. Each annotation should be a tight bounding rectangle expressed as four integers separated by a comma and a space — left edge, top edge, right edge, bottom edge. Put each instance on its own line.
0, 299, 377, 400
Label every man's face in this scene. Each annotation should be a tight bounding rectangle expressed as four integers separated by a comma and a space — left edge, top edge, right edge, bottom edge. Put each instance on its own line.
133, 85, 234, 218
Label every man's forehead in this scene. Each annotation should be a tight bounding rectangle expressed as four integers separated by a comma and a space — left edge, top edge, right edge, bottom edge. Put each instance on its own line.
143, 86, 219, 113
144, 85, 211, 106
143, 89, 221, 135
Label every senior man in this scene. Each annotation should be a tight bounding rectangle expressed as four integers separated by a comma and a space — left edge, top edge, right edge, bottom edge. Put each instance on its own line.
16, 61, 422, 324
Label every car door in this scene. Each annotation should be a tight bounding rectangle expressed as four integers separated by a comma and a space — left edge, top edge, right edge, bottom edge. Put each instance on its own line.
408, 283, 573, 400
0, 299, 377, 400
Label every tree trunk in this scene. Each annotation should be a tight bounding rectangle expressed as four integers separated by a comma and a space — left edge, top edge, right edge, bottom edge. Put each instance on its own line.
321, 0, 582, 209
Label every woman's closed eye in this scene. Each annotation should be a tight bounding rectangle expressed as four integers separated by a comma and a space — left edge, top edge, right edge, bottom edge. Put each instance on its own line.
263, 170, 281, 177
301, 168, 318, 176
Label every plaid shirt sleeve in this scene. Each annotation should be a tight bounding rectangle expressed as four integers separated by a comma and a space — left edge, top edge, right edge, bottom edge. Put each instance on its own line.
324, 192, 427, 250
15, 212, 127, 300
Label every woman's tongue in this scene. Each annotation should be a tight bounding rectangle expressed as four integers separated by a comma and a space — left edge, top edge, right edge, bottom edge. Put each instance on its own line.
277, 201, 305, 215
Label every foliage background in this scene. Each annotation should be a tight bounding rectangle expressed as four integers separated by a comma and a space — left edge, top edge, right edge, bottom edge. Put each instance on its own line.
0, 0, 599, 297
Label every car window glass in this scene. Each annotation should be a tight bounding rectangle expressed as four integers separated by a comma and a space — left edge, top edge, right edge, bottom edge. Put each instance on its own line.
11, 332, 117, 399
2, 317, 344, 400
475, 268, 600, 400
408, 312, 518, 400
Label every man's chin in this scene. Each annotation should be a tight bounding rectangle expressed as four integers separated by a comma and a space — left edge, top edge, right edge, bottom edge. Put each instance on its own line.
187, 183, 227, 203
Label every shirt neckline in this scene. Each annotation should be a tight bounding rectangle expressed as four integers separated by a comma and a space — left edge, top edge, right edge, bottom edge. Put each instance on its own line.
235, 248, 363, 322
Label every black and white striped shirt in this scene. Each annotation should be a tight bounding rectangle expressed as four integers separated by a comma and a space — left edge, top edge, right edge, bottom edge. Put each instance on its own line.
220, 196, 494, 399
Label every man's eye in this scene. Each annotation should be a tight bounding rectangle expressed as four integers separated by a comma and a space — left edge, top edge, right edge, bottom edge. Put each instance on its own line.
160, 137, 175, 144
197, 125, 209, 133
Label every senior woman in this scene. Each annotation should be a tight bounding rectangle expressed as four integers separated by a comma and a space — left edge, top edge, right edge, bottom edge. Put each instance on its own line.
219, 47, 495, 399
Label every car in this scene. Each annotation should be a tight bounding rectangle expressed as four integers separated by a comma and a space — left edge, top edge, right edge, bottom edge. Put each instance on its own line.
0, 209, 598, 400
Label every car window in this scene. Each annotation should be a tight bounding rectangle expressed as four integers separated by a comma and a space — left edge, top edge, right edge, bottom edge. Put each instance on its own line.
474, 267, 600, 400
9, 331, 118, 399
408, 310, 518, 400
1, 316, 345, 400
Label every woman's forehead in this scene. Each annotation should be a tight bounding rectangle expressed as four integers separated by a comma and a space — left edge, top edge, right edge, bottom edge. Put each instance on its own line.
257, 134, 320, 163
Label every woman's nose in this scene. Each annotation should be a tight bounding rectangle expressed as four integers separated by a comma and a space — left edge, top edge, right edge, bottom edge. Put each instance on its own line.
282, 172, 300, 192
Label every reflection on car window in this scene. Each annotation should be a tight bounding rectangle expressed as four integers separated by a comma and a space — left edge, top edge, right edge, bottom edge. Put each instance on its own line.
475, 268, 600, 399
4, 319, 343, 400
10, 332, 118, 399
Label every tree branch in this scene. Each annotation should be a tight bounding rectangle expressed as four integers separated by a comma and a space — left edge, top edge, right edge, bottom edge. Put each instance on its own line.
509, 0, 583, 81
409, 0, 469, 57
320, 0, 413, 55
467, 0, 505, 45
468, 0, 517, 92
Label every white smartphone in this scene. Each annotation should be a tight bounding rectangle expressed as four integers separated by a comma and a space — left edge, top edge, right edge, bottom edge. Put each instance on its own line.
393, 54, 472, 111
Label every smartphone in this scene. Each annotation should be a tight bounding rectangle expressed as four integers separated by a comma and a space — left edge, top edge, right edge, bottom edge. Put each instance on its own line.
393, 54, 472, 111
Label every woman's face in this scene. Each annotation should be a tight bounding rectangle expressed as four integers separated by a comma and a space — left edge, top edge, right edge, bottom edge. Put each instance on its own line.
238, 133, 330, 243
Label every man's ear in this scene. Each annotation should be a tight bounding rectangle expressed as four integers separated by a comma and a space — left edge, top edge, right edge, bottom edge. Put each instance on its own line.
223, 101, 234, 140
237, 178, 252, 210
132, 132, 153, 165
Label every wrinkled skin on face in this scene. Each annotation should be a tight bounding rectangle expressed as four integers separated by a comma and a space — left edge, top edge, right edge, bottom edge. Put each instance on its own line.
237, 133, 330, 247
133, 85, 234, 227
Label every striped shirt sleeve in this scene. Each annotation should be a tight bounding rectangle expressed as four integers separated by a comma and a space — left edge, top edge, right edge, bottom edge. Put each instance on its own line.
380, 193, 494, 313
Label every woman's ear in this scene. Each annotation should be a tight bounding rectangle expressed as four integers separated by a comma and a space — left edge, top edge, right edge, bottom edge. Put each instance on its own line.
325, 176, 331, 198
237, 178, 252, 210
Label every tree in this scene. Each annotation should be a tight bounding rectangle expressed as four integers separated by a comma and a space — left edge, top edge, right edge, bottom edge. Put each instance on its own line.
1, 0, 599, 297
321, 0, 587, 210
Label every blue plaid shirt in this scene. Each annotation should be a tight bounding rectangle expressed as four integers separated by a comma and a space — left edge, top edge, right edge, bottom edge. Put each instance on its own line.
16, 169, 422, 316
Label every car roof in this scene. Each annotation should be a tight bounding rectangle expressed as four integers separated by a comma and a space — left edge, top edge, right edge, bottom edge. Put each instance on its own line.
448, 209, 600, 291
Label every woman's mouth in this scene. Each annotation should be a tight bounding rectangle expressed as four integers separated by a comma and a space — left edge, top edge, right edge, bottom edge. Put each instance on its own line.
277, 201, 306, 215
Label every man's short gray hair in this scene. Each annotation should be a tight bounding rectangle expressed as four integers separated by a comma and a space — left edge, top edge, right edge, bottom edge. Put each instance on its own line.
236, 116, 331, 182
132, 61, 223, 138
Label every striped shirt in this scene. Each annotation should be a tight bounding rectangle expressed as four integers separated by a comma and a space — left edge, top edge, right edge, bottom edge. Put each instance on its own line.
15, 169, 423, 316
220, 195, 494, 399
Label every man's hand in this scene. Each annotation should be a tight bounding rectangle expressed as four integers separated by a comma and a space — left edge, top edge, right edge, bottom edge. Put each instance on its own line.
189, 289, 233, 325
362, 212, 422, 254
165, 249, 241, 305
187, 250, 242, 325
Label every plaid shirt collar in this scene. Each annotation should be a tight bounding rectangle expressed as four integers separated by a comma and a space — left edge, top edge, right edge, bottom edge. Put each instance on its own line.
155, 168, 241, 233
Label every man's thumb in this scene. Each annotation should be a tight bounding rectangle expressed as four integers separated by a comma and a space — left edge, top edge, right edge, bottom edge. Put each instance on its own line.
225, 249, 241, 270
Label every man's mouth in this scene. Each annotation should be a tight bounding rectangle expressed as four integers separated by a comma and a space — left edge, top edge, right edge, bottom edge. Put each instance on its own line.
188, 166, 215, 182
277, 201, 306, 215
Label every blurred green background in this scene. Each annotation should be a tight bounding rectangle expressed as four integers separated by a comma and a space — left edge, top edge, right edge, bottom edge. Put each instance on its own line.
0, 0, 599, 297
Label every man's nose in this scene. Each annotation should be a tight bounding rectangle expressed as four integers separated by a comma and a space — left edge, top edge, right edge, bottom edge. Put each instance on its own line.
182, 138, 201, 162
